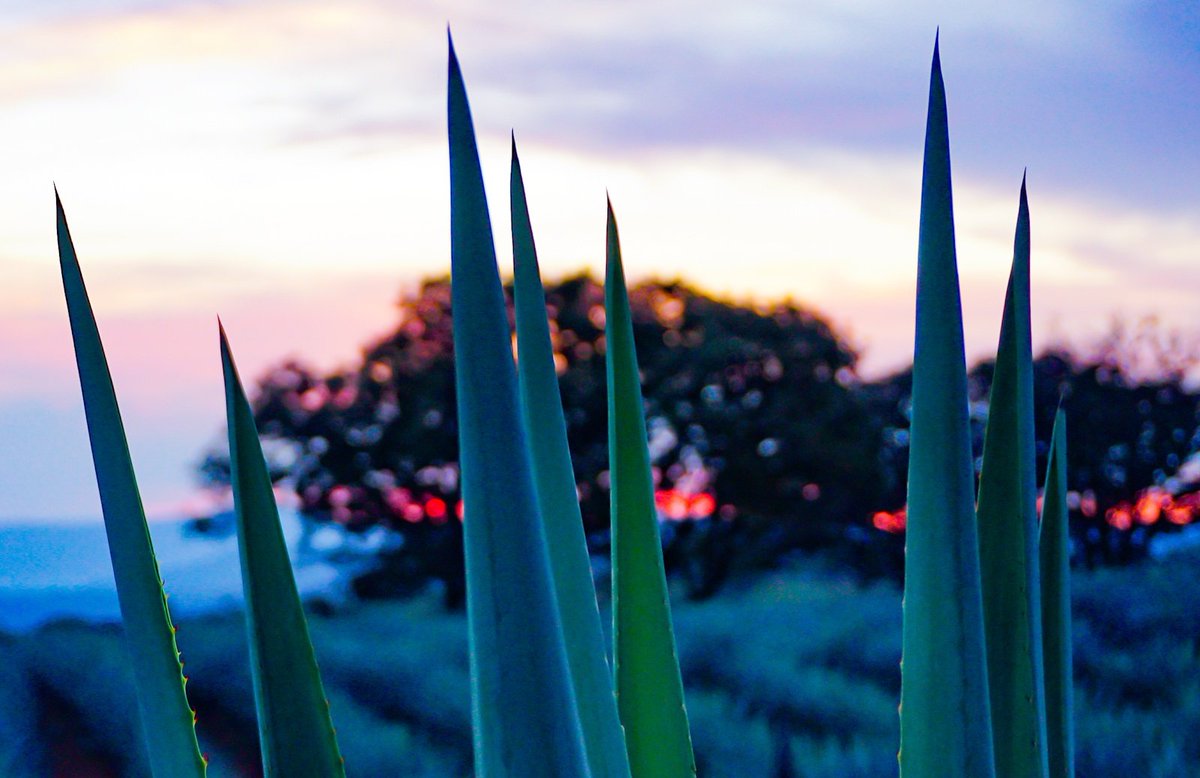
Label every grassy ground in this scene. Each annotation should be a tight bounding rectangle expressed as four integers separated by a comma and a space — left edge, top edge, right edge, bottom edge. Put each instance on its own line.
3, 547, 1200, 776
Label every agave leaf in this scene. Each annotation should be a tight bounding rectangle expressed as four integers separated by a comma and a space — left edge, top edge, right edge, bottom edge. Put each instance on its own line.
976, 179, 1049, 777
220, 326, 345, 778
1040, 409, 1074, 778
606, 200, 696, 777
56, 193, 207, 778
899, 39, 995, 778
511, 139, 633, 778
447, 36, 591, 778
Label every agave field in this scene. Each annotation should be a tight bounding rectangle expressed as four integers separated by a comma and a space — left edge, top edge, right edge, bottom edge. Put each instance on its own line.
11, 32, 1191, 778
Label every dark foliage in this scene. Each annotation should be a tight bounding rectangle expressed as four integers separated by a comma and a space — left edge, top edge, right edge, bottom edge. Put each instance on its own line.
200, 274, 885, 596
864, 318, 1200, 565
200, 279, 1200, 592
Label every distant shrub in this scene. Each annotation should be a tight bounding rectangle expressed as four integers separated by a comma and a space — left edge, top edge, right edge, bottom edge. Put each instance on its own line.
676, 563, 898, 746
8, 547, 1200, 772
18, 623, 148, 775
309, 598, 473, 750
1074, 688, 1200, 777
325, 687, 463, 777
0, 638, 44, 777
786, 734, 897, 778
685, 688, 774, 776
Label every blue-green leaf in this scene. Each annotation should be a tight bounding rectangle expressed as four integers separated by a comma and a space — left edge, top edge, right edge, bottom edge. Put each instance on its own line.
976, 178, 1048, 777
606, 199, 696, 777
511, 139, 632, 778
899, 39, 996, 778
1040, 409, 1074, 778
220, 325, 345, 777
447, 35, 591, 778
56, 193, 207, 778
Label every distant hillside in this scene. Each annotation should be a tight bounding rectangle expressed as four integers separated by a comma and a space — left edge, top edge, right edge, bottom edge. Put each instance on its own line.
7, 546, 1200, 774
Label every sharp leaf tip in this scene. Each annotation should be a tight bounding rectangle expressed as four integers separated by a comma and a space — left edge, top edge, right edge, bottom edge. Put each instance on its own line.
447, 31, 460, 73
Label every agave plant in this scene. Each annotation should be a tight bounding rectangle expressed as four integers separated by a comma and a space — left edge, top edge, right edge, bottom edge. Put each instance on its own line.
59, 190, 347, 777
50, 31, 1078, 778
447, 36, 592, 777
221, 325, 346, 776
901, 37, 1074, 778
1040, 409, 1074, 778
56, 193, 208, 778
604, 200, 696, 778
976, 180, 1049, 777
512, 141, 633, 778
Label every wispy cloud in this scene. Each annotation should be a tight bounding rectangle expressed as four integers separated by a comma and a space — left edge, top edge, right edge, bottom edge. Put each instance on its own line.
0, 0, 1196, 518
5, 0, 1195, 205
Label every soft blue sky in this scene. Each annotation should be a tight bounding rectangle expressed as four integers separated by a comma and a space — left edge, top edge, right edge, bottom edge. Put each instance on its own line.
0, 0, 1196, 520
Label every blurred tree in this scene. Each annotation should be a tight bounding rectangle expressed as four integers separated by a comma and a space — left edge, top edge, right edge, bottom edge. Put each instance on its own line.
200, 287, 1200, 597
864, 316, 1200, 566
199, 274, 887, 599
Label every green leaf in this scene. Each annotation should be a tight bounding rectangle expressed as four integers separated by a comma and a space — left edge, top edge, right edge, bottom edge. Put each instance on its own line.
1040, 409, 1074, 778
511, 139, 633, 778
976, 178, 1049, 777
220, 326, 345, 778
899, 39, 996, 778
56, 193, 207, 778
606, 200, 696, 778
447, 36, 591, 778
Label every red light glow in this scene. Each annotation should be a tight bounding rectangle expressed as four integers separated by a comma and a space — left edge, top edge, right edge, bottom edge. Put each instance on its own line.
872, 508, 906, 533
653, 489, 717, 521
872, 486, 1200, 535
424, 497, 447, 523
1104, 488, 1200, 530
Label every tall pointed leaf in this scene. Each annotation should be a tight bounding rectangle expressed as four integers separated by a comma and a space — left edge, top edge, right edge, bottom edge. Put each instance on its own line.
511, 139, 632, 778
899, 39, 995, 778
447, 36, 591, 778
976, 178, 1049, 777
220, 326, 345, 777
606, 199, 696, 777
1040, 409, 1074, 778
56, 193, 207, 778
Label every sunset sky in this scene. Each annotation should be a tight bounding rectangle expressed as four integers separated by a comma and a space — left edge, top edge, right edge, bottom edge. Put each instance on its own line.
1, 1, 1197, 520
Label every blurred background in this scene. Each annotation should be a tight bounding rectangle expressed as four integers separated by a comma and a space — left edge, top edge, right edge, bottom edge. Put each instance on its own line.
1, 1, 1199, 775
